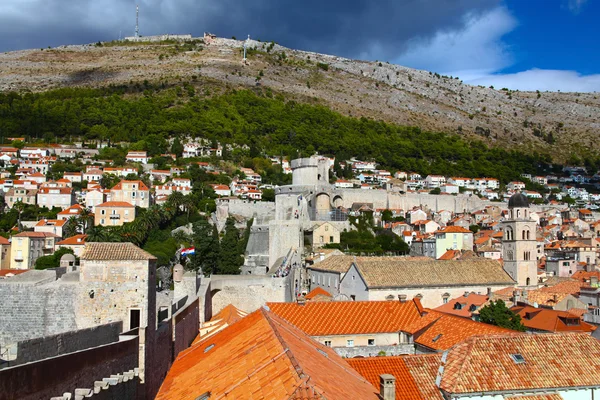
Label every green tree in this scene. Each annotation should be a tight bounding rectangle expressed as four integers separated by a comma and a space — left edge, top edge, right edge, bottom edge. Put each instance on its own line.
63, 216, 80, 238
469, 224, 481, 233
189, 218, 220, 274
171, 137, 184, 157
218, 217, 243, 274
479, 299, 526, 332
35, 247, 76, 270
262, 188, 275, 202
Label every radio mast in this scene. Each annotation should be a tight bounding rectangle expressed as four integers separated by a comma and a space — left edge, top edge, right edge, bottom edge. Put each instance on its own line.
135, 5, 140, 39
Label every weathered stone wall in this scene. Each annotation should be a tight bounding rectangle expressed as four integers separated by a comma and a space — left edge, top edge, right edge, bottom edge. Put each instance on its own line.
0, 335, 139, 400
210, 275, 291, 314
0, 281, 78, 345
217, 198, 275, 220
145, 322, 173, 400
334, 344, 415, 358
173, 298, 200, 357
1, 321, 122, 369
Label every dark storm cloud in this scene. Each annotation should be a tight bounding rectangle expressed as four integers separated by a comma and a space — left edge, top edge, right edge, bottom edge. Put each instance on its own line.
0, 0, 499, 60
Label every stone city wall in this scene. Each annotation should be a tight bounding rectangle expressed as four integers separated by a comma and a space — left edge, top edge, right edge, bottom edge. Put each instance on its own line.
173, 298, 200, 357
334, 344, 415, 358
218, 198, 276, 220
1, 321, 122, 369
0, 281, 78, 344
210, 276, 291, 314
0, 334, 139, 400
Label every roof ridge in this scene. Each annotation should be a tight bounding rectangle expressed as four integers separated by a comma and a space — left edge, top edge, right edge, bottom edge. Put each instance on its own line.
265, 310, 375, 389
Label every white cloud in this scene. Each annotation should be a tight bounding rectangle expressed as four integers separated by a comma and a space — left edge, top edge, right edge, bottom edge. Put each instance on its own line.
393, 5, 600, 92
466, 69, 600, 93
394, 7, 517, 76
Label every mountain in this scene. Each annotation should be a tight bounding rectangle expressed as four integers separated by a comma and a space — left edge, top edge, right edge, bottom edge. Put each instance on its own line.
0, 36, 598, 162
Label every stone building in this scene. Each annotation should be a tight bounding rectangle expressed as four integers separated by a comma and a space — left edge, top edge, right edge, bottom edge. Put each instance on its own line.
502, 192, 538, 287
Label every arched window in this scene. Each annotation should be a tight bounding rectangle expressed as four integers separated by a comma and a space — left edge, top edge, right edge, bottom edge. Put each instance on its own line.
526, 230, 530, 240
506, 227, 513, 241
522, 230, 526, 240
526, 277, 531, 286
517, 209, 521, 219
507, 250, 514, 261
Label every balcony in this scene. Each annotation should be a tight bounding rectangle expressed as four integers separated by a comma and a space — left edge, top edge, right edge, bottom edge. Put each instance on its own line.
109, 215, 121, 220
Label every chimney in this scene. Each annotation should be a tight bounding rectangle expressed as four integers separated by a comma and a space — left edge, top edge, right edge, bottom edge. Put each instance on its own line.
591, 276, 598, 286
379, 374, 395, 400
553, 294, 558, 303
463, 291, 469, 297
297, 297, 306, 306
486, 287, 492, 296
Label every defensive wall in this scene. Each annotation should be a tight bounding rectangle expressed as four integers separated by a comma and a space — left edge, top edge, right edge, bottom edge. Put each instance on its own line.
1, 321, 122, 369
334, 344, 415, 358
0, 333, 139, 400
209, 275, 292, 315
216, 198, 276, 220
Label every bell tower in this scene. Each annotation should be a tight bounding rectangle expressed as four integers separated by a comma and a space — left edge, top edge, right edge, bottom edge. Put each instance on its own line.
502, 192, 537, 287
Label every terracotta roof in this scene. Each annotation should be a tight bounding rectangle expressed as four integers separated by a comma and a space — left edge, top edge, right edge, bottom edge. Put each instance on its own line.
38, 187, 72, 194
435, 226, 472, 234
0, 269, 28, 277
13, 231, 59, 238
57, 204, 84, 215
81, 242, 156, 261
96, 201, 135, 208
35, 219, 67, 227
111, 180, 149, 191
404, 310, 515, 351
538, 280, 584, 296
156, 308, 379, 400
0, 236, 9, 245
571, 270, 600, 282
438, 333, 600, 395
438, 249, 460, 260
347, 356, 425, 400
267, 300, 422, 336
347, 257, 514, 288
511, 305, 596, 333
193, 304, 248, 345
525, 290, 571, 307
434, 293, 489, 318
304, 287, 332, 300
57, 234, 88, 246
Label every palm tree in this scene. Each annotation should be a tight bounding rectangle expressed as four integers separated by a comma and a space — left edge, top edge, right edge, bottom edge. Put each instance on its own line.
64, 216, 80, 238
77, 207, 93, 233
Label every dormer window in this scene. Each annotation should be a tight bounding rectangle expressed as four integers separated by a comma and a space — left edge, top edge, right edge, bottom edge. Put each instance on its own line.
510, 354, 525, 364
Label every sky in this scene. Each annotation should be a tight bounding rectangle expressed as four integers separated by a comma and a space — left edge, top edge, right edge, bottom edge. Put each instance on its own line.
0, 0, 598, 92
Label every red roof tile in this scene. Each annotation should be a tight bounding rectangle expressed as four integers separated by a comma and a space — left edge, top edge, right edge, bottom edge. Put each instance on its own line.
511, 305, 596, 333
304, 287, 332, 300
267, 300, 422, 336
347, 356, 425, 400
438, 333, 600, 395
404, 310, 515, 351
156, 308, 379, 400
57, 234, 88, 246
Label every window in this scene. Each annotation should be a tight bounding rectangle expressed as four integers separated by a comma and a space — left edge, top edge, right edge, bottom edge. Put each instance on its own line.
319, 236, 324, 243
101, 218, 105, 225
510, 354, 526, 364
368, 339, 375, 346
346, 340, 354, 347
324, 340, 332, 347
329, 236, 334, 243
325, 225, 329, 231
101, 209, 106, 215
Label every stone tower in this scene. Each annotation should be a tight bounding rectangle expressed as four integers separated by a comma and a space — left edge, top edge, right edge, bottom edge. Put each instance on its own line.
502, 193, 537, 287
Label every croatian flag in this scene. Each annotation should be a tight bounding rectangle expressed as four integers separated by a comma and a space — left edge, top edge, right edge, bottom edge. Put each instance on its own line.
181, 247, 196, 256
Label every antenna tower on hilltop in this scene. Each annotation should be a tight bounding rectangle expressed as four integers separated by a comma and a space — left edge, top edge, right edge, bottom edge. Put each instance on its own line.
243, 34, 250, 62
135, 4, 140, 38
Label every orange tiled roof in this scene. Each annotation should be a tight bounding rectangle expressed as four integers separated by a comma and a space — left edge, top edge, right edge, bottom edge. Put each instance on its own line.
538, 280, 584, 296
156, 308, 379, 400
304, 286, 332, 300
438, 249, 460, 260
435, 226, 472, 234
57, 234, 88, 246
511, 305, 596, 333
347, 356, 426, 400
438, 333, 600, 395
503, 395, 563, 400
571, 270, 600, 282
0, 236, 10, 245
434, 293, 489, 318
193, 304, 248, 345
35, 219, 67, 227
267, 300, 422, 336
111, 180, 149, 191
404, 310, 515, 351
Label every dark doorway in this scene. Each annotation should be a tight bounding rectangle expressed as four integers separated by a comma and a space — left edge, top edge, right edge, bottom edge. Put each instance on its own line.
129, 309, 141, 330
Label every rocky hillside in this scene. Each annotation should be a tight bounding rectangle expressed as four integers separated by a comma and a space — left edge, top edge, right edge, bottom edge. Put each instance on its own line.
1, 37, 598, 161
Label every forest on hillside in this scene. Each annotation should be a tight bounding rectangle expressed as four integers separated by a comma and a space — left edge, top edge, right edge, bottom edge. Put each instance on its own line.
0, 85, 584, 182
